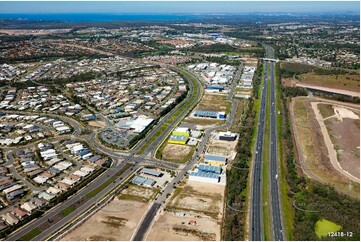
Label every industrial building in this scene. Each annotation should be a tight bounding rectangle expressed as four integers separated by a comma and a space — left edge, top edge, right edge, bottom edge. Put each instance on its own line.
131, 175, 156, 187
168, 134, 189, 145
172, 127, 189, 136
141, 168, 163, 177
189, 164, 224, 184
205, 85, 224, 93
218, 131, 238, 141
117, 115, 154, 133
204, 154, 227, 166
194, 110, 226, 120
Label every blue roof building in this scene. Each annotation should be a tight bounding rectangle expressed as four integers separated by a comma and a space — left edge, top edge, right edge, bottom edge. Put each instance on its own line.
132, 175, 147, 186
198, 164, 222, 174
194, 110, 219, 119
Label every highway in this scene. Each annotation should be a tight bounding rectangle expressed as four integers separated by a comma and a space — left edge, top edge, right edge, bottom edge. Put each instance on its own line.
251, 45, 284, 241
250, 58, 268, 241
269, 60, 284, 241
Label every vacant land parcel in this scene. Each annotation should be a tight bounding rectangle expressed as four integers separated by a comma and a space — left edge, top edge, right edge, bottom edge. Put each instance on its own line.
147, 180, 225, 241
292, 97, 359, 197
317, 103, 360, 179
61, 198, 148, 241
182, 93, 229, 129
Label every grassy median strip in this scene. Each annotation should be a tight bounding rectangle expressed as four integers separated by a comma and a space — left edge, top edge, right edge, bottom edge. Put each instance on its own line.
87, 163, 132, 198
262, 76, 272, 241
275, 65, 294, 240
18, 227, 42, 241
61, 206, 75, 216
136, 67, 202, 155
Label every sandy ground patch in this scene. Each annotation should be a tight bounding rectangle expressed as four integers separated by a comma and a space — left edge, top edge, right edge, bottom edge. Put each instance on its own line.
146, 210, 218, 241
169, 180, 224, 219
207, 138, 238, 159
207, 146, 230, 156
61, 198, 148, 241
147, 180, 225, 241
241, 57, 258, 67
326, 117, 360, 178
182, 118, 223, 130
162, 144, 193, 160
88, 121, 107, 128
119, 184, 158, 202
333, 106, 359, 120
197, 94, 229, 112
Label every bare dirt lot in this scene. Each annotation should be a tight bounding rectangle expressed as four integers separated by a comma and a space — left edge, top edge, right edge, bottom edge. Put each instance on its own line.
147, 180, 225, 241
119, 184, 159, 202
61, 198, 148, 241
207, 137, 238, 159
317, 104, 360, 179
162, 144, 194, 161
292, 98, 359, 198
197, 93, 230, 112
242, 57, 258, 67
146, 210, 218, 241
88, 121, 107, 128
182, 117, 224, 130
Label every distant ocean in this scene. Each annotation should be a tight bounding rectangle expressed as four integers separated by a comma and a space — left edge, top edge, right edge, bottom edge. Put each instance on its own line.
0, 13, 207, 22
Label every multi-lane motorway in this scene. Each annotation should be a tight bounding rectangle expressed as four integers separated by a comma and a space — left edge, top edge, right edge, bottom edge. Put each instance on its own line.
251, 45, 284, 241
269, 59, 284, 241
250, 58, 269, 241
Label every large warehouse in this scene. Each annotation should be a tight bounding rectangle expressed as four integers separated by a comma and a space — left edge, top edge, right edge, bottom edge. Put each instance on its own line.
172, 127, 190, 136
131, 175, 156, 187
204, 154, 227, 166
189, 164, 225, 184
194, 110, 226, 120
168, 134, 189, 145
218, 131, 238, 141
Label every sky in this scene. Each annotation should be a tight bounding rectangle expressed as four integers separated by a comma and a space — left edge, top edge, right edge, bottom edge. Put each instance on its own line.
0, 1, 359, 14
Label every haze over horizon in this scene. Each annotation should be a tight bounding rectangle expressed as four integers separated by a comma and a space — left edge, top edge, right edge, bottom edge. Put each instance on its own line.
0, 1, 359, 14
